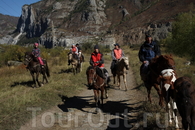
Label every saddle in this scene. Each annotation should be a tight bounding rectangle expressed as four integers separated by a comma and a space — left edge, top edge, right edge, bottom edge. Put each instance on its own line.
96, 67, 106, 79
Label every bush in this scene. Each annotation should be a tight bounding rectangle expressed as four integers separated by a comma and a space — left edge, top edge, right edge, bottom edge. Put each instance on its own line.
165, 12, 195, 62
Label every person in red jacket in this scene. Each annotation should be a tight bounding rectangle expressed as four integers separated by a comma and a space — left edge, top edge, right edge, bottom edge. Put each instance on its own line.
68, 44, 79, 65
32, 43, 44, 68
90, 45, 110, 87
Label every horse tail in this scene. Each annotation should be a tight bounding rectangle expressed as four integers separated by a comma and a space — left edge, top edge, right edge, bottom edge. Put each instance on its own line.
45, 61, 50, 77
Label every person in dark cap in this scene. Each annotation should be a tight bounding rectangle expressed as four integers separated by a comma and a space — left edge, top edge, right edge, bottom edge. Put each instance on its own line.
90, 44, 110, 88
110, 43, 125, 73
76, 43, 84, 63
138, 34, 161, 81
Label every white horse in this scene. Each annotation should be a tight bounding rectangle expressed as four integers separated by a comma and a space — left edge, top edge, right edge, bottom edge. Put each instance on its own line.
112, 57, 129, 91
68, 53, 82, 75
159, 69, 179, 129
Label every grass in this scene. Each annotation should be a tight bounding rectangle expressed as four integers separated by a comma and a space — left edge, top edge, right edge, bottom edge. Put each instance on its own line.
0, 54, 91, 130
1, 45, 195, 129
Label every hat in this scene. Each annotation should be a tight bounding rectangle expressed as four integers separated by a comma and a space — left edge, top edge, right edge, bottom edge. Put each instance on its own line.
76, 43, 79, 46
94, 45, 99, 49
114, 43, 120, 47
145, 34, 152, 38
34, 43, 39, 46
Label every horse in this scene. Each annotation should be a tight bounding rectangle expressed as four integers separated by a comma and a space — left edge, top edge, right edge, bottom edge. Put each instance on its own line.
68, 53, 83, 74
86, 66, 108, 112
174, 77, 195, 130
159, 69, 179, 129
142, 54, 175, 105
23, 52, 50, 88
111, 57, 129, 91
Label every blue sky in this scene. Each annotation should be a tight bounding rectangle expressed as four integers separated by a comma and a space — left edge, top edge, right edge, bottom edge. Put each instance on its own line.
0, 0, 40, 17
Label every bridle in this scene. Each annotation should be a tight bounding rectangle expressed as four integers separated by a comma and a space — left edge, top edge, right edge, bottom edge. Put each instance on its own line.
24, 54, 32, 66
88, 67, 105, 88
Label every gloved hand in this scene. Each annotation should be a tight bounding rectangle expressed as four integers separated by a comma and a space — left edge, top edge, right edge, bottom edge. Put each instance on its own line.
95, 61, 100, 63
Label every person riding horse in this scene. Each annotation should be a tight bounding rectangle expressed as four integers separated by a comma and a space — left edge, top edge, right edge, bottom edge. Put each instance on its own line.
138, 34, 161, 81
89, 45, 110, 89
110, 43, 126, 74
76, 43, 84, 62
32, 43, 44, 68
68, 44, 79, 65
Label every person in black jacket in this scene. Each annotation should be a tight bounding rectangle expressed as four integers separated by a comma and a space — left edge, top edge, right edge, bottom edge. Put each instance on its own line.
138, 35, 161, 81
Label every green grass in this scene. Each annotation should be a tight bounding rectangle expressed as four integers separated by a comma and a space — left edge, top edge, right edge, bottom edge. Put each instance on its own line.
0, 54, 91, 130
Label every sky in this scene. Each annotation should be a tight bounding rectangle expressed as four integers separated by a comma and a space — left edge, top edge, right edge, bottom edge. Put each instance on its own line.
0, 0, 40, 17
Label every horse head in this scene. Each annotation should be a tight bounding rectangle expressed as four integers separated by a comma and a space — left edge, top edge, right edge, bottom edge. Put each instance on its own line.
159, 69, 177, 91
121, 57, 129, 70
23, 52, 34, 66
86, 66, 96, 87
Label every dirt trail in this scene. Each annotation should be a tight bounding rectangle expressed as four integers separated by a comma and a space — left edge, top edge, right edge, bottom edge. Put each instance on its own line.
20, 60, 145, 130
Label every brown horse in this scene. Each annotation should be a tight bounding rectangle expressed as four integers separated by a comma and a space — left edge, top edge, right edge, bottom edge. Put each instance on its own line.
142, 54, 175, 105
68, 53, 83, 74
159, 69, 179, 129
174, 77, 195, 130
86, 66, 108, 112
24, 52, 50, 88
111, 57, 129, 91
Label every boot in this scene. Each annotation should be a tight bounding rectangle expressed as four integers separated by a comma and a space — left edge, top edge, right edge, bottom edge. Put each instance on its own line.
68, 60, 70, 65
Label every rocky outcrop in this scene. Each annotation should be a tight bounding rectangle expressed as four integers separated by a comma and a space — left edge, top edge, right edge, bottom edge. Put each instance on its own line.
17, 5, 49, 38
13, 0, 195, 48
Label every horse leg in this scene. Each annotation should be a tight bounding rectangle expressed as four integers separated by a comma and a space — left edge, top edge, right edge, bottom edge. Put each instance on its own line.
101, 88, 104, 108
42, 73, 48, 84
123, 74, 127, 91
105, 86, 108, 98
31, 72, 36, 88
113, 75, 116, 84
144, 82, 152, 103
154, 84, 163, 106
117, 74, 121, 89
94, 89, 99, 113
80, 63, 82, 72
36, 72, 42, 87
172, 100, 179, 129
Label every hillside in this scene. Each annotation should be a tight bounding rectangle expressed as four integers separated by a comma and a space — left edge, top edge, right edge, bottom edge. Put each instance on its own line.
1, 0, 195, 47
0, 13, 19, 38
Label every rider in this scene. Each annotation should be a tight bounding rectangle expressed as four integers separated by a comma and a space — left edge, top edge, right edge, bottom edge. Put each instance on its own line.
32, 43, 44, 68
90, 45, 110, 86
110, 43, 125, 73
138, 34, 161, 81
76, 43, 84, 62
68, 44, 79, 65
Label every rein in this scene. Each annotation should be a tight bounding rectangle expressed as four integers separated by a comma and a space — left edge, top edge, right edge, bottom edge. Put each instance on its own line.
89, 67, 105, 88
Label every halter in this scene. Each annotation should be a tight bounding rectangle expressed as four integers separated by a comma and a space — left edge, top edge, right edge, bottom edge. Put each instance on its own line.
88, 67, 105, 88
24, 54, 40, 68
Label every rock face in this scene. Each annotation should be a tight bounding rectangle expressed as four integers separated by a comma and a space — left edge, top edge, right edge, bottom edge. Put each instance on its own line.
14, 0, 195, 48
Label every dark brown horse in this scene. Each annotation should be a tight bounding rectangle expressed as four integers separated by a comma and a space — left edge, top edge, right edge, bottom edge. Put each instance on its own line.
111, 57, 129, 91
86, 66, 108, 112
174, 77, 195, 130
142, 54, 175, 105
24, 52, 50, 88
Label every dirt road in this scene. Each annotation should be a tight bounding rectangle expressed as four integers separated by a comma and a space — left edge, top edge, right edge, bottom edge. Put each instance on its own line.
20, 61, 145, 130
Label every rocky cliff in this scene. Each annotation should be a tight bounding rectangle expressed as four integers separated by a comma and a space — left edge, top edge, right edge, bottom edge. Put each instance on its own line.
0, 13, 19, 44
14, 0, 195, 48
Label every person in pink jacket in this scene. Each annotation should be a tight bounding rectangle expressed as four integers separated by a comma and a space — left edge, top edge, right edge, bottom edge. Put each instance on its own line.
32, 43, 44, 68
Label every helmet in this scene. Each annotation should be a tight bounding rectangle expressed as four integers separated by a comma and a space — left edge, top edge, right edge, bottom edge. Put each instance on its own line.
34, 43, 39, 46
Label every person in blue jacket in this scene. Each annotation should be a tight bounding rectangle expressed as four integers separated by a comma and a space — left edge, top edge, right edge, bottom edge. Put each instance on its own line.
138, 35, 161, 81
